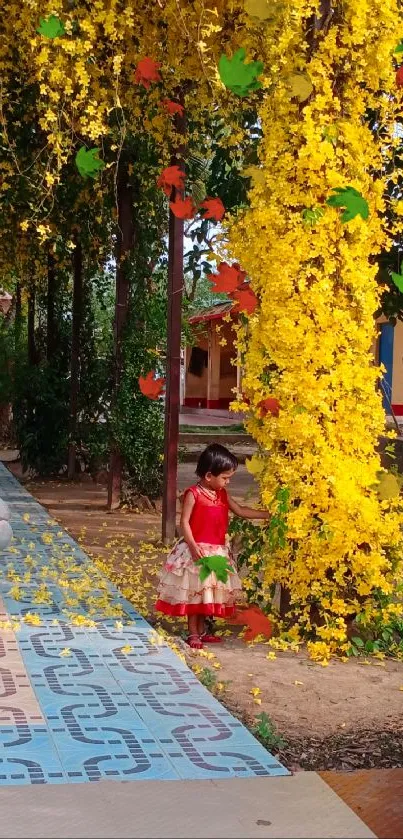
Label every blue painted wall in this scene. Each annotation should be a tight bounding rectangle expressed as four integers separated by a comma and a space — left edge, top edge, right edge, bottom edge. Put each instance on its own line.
379, 322, 394, 411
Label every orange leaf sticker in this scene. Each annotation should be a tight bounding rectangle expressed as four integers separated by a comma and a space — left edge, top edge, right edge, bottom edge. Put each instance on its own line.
134, 57, 161, 89
208, 262, 246, 293
228, 605, 272, 643
259, 397, 280, 418
200, 197, 226, 222
161, 99, 185, 117
157, 165, 185, 196
169, 196, 196, 219
230, 286, 258, 314
139, 371, 165, 400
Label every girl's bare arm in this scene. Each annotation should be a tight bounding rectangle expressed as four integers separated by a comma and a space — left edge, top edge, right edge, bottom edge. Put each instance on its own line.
228, 495, 270, 520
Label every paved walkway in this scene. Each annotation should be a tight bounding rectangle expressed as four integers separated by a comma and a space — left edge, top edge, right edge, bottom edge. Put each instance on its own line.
0, 464, 286, 785
0, 464, 381, 838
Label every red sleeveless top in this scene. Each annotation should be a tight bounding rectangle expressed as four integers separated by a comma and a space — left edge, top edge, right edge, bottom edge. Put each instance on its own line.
185, 484, 229, 546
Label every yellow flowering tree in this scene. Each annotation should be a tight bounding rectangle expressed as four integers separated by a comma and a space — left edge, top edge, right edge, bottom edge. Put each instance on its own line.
1, 0, 403, 658
229, 0, 403, 658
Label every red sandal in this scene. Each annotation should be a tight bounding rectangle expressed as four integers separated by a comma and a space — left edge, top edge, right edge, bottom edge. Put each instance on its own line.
201, 633, 223, 644
187, 634, 204, 649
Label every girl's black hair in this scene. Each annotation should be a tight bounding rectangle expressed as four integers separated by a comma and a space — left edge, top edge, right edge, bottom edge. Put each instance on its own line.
196, 443, 238, 478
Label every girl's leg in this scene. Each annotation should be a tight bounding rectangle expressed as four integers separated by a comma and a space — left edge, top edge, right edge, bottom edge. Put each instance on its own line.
197, 615, 206, 636
187, 614, 203, 648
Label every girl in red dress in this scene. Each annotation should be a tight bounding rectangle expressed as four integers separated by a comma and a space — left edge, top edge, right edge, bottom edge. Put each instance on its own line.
155, 443, 270, 649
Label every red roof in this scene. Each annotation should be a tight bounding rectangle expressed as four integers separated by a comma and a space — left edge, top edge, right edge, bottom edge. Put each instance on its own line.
188, 300, 235, 324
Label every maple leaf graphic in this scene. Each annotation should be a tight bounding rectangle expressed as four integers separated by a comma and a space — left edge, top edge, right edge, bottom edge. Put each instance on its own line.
161, 99, 184, 117
134, 57, 161, 89
230, 285, 258, 314
169, 196, 196, 219
259, 397, 280, 418
200, 197, 226, 222
208, 262, 246, 293
139, 371, 165, 400
157, 165, 185, 196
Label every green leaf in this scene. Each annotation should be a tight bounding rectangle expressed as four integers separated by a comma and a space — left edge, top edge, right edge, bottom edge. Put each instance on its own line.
326, 186, 369, 223
37, 15, 65, 39
219, 48, 264, 97
301, 207, 324, 226
75, 146, 105, 179
197, 554, 232, 583
395, 41, 403, 53
391, 271, 403, 293
351, 636, 364, 647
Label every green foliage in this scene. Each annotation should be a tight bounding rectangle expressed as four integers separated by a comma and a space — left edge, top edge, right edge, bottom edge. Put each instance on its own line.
252, 713, 286, 752
13, 362, 70, 475
346, 590, 403, 658
112, 277, 167, 500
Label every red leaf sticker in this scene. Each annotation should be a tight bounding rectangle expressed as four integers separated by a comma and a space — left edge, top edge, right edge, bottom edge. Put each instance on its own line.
397, 66, 403, 87
138, 371, 165, 400
157, 165, 185, 196
259, 397, 280, 418
134, 57, 161, 89
208, 262, 246, 293
161, 99, 185, 116
200, 197, 226, 222
229, 605, 272, 643
231, 286, 258, 314
169, 196, 196, 219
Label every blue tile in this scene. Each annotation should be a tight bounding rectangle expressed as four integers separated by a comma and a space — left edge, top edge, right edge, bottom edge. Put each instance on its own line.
0, 463, 288, 786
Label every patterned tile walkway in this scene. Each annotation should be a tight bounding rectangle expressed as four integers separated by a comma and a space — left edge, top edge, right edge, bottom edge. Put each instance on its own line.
0, 464, 287, 786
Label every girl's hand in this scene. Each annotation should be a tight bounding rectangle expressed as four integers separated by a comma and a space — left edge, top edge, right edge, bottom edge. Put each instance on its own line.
189, 542, 204, 561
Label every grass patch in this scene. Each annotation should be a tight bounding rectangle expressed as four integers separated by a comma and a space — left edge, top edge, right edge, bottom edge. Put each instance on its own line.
179, 424, 245, 434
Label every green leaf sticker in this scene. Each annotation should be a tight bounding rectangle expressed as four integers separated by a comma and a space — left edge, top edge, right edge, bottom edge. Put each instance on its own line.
301, 207, 324, 226
391, 271, 403, 293
219, 48, 264, 97
197, 554, 232, 583
326, 186, 369, 223
395, 40, 403, 53
322, 125, 339, 147
37, 15, 65, 39
75, 146, 105, 179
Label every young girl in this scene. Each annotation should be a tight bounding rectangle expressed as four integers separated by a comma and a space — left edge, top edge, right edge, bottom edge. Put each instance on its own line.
155, 443, 269, 649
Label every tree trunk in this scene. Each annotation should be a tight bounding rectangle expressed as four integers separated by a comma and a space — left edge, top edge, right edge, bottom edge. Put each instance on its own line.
46, 250, 57, 361
162, 103, 186, 542
67, 239, 83, 479
107, 168, 135, 509
27, 284, 36, 366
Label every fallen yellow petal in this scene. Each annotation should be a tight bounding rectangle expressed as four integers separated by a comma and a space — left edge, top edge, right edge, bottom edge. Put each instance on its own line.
294, 680, 304, 686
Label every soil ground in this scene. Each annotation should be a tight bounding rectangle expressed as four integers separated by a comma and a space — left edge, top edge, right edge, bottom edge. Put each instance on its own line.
6, 460, 403, 775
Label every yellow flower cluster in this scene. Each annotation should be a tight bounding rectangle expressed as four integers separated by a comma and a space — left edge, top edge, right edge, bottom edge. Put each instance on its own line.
228, 0, 403, 656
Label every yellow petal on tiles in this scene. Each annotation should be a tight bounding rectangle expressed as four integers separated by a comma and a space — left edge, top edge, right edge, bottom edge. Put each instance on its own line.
120, 644, 133, 654
59, 647, 72, 657
115, 620, 124, 631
